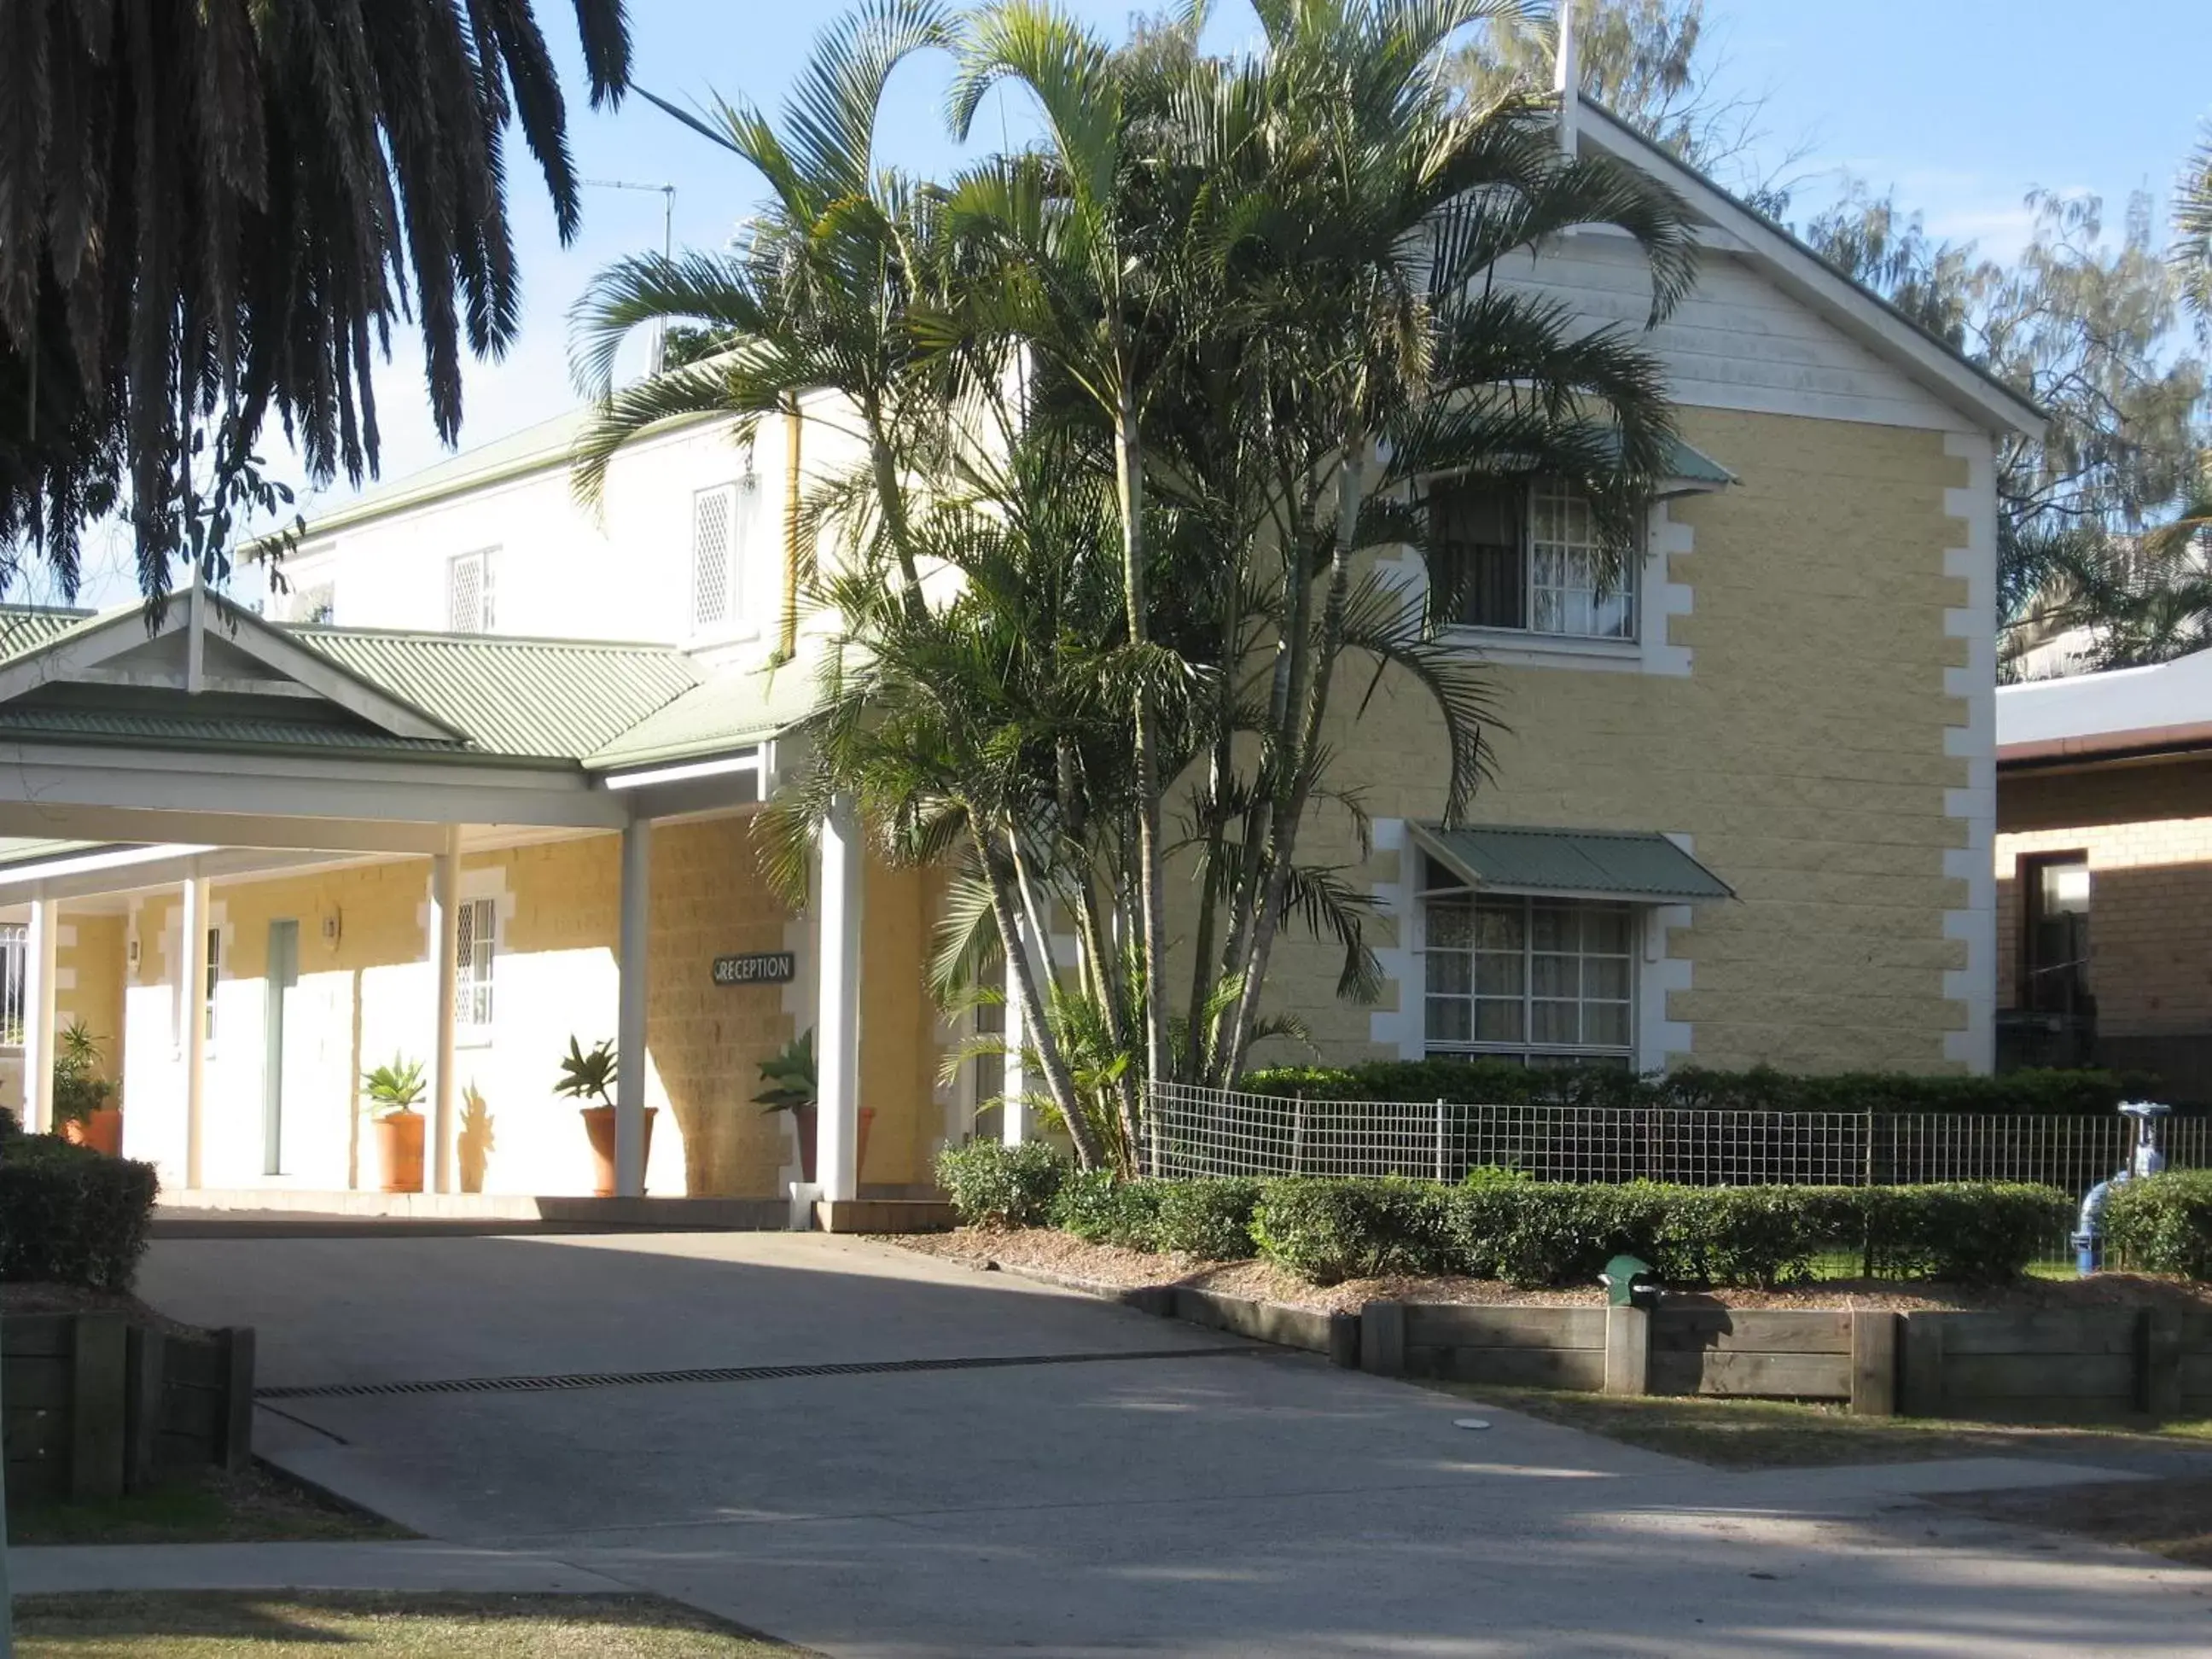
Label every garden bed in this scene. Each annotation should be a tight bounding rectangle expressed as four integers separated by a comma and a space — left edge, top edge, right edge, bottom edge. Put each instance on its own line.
897, 1225, 2212, 1316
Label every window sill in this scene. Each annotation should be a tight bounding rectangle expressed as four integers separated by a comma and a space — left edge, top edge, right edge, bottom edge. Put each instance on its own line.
1441, 626, 1641, 666
457, 1029, 494, 1051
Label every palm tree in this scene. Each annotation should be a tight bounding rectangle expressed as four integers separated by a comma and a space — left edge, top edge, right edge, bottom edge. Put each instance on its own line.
568, 0, 959, 615
2176, 122, 2212, 325
0, 0, 629, 598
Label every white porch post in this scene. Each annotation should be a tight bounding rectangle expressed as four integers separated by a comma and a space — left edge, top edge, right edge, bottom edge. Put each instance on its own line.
614, 817, 652, 1198
1000, 938, 1030, 1147
815, 795, 863, 1203
182, 873, 209, 1189
22, 898, 58, 1133
428, 829, 462, 1195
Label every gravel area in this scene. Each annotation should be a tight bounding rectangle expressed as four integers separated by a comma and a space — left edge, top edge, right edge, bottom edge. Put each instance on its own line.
891, 1228, 2212, 1314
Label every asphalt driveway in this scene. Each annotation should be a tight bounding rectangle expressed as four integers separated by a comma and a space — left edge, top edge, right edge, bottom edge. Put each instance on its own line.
137, 1231, 2212, 1657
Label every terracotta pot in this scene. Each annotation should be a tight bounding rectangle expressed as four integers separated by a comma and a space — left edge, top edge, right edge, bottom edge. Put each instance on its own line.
790, 1103, 875, 1186
580, 1104, 659, 1197
62, 1109, 124, 1156
375, 1109, 426, 1194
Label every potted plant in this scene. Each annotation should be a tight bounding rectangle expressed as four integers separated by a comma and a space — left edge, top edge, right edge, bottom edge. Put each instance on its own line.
362, 1054, 428, 1193
557, 1036, 655, 1197
53, 1018, 122, 1155
755, 1028, 871, 1185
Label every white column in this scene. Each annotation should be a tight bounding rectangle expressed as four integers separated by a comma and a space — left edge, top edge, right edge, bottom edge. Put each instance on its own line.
428, 829, 462, 1195
182, 874, 209, 1189
1000, 938, 1030, 1147
614, 817, 652, 1198
815, 795, 864, 1203
22, 898, 58, 1133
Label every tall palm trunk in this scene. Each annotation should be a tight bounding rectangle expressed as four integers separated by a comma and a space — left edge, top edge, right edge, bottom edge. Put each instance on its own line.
1114, 384, 1173, 1098
1223, 428, 1367, 1074
975, 823, 1103, 1167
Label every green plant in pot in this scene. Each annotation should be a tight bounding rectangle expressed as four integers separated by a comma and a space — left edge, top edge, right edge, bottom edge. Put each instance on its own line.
756, 1028, 870, 1186
362, 1054, 427, 1193
557, 1036, 655, 1197
53, 1018, 121, 1153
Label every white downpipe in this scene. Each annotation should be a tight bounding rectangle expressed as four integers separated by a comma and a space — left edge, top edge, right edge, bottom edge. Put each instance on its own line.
615, 817, 653, 1198
1555, 1, 1580, 157
22, 899, 57, 1134
815, 795, 864, 1204
428, 829, 462, 1195
1000, 928, 1031, 1147
182, 870, 210, 1190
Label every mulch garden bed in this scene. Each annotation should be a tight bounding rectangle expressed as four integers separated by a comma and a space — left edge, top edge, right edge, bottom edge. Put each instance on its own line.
1, 1279, 213, 1338
892, 1226, 2212, 1315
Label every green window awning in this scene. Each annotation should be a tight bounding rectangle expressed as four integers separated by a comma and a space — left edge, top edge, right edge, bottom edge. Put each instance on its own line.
1412, 822, 1733, 904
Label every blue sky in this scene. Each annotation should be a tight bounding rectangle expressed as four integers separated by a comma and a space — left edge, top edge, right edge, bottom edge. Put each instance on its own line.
55, 0, 2212, 607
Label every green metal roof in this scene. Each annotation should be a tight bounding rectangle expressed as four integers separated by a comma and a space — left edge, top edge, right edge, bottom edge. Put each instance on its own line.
1656, 434, 1734, 487
587, 659, 821, 771
1415, 823, 1732, 902
0, 606, 95, 661
294, 627, 701, 760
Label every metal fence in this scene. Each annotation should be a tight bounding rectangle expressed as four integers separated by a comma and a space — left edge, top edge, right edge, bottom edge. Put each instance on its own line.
1145, 1080, 2208, 1198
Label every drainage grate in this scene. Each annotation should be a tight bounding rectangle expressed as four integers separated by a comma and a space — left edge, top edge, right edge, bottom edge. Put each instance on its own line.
258, 1345, 1254, 1402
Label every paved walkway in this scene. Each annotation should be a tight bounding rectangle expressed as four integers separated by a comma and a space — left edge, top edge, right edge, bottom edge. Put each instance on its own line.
109, 1231, 2212, 1656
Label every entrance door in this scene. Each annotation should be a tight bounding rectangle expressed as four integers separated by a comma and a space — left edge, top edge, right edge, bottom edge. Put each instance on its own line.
263, 918, 300, 1175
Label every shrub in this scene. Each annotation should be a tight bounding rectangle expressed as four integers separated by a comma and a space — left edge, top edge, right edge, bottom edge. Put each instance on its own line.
0, 1135, 160, 1291
1240, 1059, 2149, 1117
1649, 1185, 1866, 1289
1860, 1183, 2071, 1285
935, 1139, 1067, 1228
1050, 1171, 1166, 1250
1251, 1177, 1457, 1284
2103, 1170, 2212, 1278
1152, 1179, 1263, 1260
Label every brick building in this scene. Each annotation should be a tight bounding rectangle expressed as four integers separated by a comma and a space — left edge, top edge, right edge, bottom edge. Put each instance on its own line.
1996, 649, 2212, 1099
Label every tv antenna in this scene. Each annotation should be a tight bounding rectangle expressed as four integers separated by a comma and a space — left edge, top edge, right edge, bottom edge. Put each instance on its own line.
584, 179, 677, 373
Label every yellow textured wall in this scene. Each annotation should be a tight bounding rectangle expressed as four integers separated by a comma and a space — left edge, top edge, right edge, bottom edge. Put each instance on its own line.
1254, 407, 1976, 1073
58, 911, 125, 1091
111, 818, 942, 1197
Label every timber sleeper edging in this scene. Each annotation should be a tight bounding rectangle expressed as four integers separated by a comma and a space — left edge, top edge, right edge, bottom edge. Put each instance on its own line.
972, 1257, 2212, 1419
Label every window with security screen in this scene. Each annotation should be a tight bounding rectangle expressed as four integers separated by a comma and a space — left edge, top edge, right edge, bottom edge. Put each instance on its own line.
690, 478, 758, 636
448, 549, 496, 633
456, 898, 496, 1034
1426, 478, 1636, 640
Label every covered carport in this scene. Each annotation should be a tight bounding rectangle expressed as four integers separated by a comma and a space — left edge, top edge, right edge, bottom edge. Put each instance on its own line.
0, 585, 864, 1204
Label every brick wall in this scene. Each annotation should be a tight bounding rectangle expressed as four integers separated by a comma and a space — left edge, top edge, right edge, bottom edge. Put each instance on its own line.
1995, 757, 2212, 1042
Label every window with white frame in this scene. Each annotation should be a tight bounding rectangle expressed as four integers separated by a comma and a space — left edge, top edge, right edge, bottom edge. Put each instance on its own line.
204, 926, 223, 1042
1427, 477, 1636, 640
1421, 858, 1633, 1064
456, 898, 496, 1034
690, 478, 758, 634
448, 549, 496, 633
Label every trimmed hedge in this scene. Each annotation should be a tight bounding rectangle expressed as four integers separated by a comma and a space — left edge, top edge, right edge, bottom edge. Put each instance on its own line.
1251, 1175, 2070, 1288
933, 1143, 2071, 1288
0, 1133, 160, 1291
934, 1139, 1065, 1228
1241, 1059, 2148, 1116
2104, 1170, 2212, 1278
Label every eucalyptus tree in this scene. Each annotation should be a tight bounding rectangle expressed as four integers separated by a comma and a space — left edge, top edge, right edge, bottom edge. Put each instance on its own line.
0, 0, 630, 597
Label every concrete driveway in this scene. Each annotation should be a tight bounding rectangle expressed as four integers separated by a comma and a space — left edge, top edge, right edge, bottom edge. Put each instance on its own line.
138, 1231, 2212, 1657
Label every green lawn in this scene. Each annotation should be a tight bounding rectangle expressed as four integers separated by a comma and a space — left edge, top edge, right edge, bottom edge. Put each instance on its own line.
8, 1463, 410, 1547
9, 1592, 808, 1657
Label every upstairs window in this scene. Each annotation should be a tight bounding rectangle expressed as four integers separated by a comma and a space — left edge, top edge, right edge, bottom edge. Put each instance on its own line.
1428, 478, 1636, 641
448, 549, 496, 634
691, 478, 758, 635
